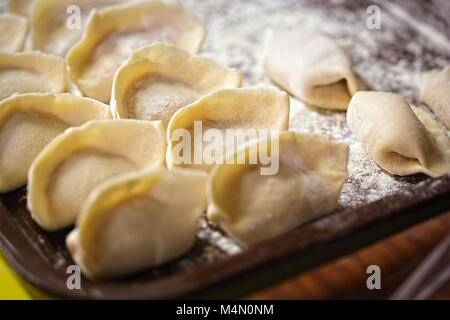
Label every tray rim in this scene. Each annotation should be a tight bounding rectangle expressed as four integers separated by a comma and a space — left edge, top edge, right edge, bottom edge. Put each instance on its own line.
1, 173, 450, 299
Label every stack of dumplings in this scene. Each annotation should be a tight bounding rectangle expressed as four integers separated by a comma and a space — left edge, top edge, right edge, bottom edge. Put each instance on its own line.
30, 0, 130, 57
0, 0, 448, 280
111, 43, 242, 126
66, 1, 206, 102
166, 87, 290, 171
27, 119, 166, 231
0, 51, 68, 101
67, 168, 208, 279
0, 93, 111, 193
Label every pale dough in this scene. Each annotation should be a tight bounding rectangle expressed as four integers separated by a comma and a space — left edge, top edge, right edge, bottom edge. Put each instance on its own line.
263, 28, 358, 110
0, 51, 68, 101
67, 168, 207, 279
67, 1, 206, 102
166, 87, 290, 171
111, 43, 242, 127
27, 119, 166, 231
30, 0, 129, 57
421, 66, 450, 129
207, 131, 349, 246
0, 93, 111, 193
0, 13, 28, 52
347, 91, 450, 177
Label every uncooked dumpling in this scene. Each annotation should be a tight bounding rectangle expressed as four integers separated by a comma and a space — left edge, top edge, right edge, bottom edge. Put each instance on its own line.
67, 168, 207, 279
207, 131, 349, 246
421, 67, 450, 129
0, 13, 28, 52
67, 1, 206, 102
30, 0, 128, 57
347, 91, 450, 177
0, 51, 68, 101
7, 0, 35, 17
27, 119, 166, 231
263, 28, 358, 110
111, 43, 242, 127
166, 87, 290, 171
0, 93, 111, 193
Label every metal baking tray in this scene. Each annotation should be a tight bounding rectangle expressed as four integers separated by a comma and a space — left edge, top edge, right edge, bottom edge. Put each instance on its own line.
1, 175, 449, 299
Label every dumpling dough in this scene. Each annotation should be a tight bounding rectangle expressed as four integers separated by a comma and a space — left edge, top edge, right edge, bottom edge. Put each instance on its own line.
421, 67, 450, 129
0, 51, 68, 101
30, 0, 128, 57
111, 43, 242, 127
7, 0, 35, 17
67, 1, 206, 102
67, 168, 207, 279
263, 28, 359, 110
27, 119, 166, 231
347, 91, 450, 177
0, 93, 111, 193
167, 87, 290, 171
207, 131, 349, 246
0, 13, 28, 52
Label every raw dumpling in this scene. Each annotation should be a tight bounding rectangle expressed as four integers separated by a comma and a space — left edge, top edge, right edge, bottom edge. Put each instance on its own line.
0, 51, 68, 101
421, 67, 450, 129
263, 28, 359, 110
166, 87, 290, 171
27, 119, 166, 231
347, 91, 450, 177
0, 93, 111, 193
0, 13, 28, 52
7, 0, 35, 17
67, 168, 207, 279
67, 1, 206, 102
207, 131, 349, 246
30, 0, 128, 57
111, 43, 242, 127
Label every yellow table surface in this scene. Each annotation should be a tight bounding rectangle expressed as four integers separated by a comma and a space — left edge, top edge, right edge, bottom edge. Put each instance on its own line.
0, 251, 51, 300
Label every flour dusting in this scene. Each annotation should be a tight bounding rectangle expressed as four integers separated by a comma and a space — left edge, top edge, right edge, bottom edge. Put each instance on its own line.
177, 0, 450, 262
